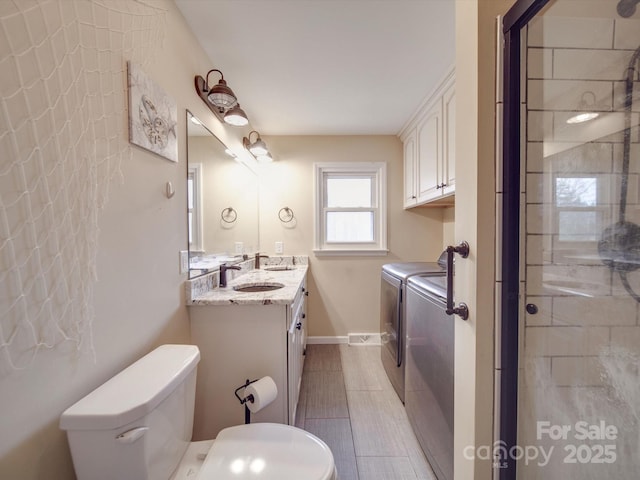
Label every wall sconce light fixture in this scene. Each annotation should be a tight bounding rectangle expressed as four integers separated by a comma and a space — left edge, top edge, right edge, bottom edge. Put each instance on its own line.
566, 91, 601, 124
243, 130, 273, 163
195, 69, 249, 127
224, 104, 249, 127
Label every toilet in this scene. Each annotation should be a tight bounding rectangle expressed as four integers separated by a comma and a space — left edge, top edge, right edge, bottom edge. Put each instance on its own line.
59, 344, 336, 480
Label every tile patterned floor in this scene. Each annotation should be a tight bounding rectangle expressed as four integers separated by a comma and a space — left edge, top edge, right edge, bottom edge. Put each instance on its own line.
296, 344, 437, 480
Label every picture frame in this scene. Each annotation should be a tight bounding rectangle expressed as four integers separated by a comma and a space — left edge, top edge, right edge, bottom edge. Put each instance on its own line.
127, 61, 178, 162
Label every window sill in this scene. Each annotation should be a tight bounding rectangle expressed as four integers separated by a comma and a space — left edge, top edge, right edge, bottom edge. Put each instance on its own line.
313, 249, 389, 257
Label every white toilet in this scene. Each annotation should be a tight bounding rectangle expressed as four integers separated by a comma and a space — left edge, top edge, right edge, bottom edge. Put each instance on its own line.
59, 344, 336, 480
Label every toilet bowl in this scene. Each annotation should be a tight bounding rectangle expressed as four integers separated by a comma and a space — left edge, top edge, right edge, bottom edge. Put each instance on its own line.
59, 345, 336, 480
171, 423, 336, 480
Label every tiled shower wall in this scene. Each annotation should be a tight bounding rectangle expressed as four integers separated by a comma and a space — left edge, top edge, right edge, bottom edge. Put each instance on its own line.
518, 12, 640, 478
524, 13, 640, 387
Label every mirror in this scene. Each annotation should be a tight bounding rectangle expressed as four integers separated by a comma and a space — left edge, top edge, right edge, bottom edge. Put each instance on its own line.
186, 111, 259, 278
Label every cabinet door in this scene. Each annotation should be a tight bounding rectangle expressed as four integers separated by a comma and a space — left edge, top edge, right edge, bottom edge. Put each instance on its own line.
403, 129, 418, 208
294, 314, 304, 396
287, 325, 297, 424
301, 282, 308, 356
287, 288, 306, 425
417, 101, 442, 203
441, 83, 456, 196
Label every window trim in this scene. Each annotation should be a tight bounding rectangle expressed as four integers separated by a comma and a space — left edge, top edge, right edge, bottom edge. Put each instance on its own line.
188, 162, 204, 252
313, 162, 388, 256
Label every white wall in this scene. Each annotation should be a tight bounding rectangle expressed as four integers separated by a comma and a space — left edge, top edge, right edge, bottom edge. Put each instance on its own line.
0, 2, 236, 478
454, 1, 514, 478
257, 135, 444, 337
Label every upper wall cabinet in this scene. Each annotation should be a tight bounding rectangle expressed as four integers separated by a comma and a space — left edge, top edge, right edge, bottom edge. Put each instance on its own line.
401, 69, 455, 208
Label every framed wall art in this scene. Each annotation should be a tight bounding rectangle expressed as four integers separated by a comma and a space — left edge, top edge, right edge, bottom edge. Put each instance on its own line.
127, 61, 178, 162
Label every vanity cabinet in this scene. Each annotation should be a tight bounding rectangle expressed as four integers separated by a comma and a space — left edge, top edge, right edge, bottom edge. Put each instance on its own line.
287, 279, 307, 424
402, 70, 455, 208
189, 275, 307, 440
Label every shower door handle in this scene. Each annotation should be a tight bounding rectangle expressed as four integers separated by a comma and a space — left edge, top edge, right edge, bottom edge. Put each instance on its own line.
445, 241, 470, 320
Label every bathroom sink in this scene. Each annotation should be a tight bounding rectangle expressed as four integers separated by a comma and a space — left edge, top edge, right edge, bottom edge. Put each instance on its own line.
233, 282, 285, 292
264, 266, 294, 271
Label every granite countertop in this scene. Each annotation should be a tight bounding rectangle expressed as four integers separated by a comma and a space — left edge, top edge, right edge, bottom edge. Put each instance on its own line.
189, 265, 308, 306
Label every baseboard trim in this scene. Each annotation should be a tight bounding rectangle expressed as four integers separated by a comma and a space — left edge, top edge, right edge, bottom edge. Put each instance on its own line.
306, 334, 381, 346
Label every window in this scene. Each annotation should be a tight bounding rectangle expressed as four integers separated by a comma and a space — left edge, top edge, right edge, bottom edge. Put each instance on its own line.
314, 162, 387, 255
554, 176, 602, 242
187, 163, 203, 251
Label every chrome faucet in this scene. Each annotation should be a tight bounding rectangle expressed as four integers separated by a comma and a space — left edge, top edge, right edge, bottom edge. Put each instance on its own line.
254, 253, 269, 269
219, 264, 241, 287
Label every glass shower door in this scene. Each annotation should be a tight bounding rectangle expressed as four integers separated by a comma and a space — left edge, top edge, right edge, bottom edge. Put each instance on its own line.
515, 1, 640, 478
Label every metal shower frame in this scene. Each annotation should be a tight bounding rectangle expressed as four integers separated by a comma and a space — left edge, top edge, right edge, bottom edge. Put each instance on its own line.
500, 1, 640, 478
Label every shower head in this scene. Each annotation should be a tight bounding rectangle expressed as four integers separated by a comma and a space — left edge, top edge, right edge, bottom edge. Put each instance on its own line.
617, 0, 639, 17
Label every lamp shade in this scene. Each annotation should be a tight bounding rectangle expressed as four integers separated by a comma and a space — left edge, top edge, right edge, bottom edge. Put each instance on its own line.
256, 152, 273, 163
248, 137, 268, 156
207, 78, 237, 109
224, 104, 249, 126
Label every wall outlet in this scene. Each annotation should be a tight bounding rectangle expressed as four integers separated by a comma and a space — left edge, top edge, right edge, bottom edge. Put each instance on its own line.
275, 241, 284, 254
234, 242, 244, 254
179, 250, 189, 274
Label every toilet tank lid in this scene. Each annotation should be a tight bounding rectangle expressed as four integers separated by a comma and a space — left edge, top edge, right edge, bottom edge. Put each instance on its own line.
59, 344, 200, 431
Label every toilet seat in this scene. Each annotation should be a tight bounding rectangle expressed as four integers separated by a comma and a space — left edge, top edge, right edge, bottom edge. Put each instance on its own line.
198, 423, 336, 480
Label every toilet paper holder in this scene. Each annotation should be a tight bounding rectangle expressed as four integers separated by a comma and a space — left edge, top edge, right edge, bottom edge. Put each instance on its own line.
234, 378, 259, 425
234, 376, 278, 424
234, 378, 259, 424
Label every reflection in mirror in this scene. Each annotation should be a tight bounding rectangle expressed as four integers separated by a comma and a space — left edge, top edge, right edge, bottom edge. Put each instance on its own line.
186, 111, 259, 278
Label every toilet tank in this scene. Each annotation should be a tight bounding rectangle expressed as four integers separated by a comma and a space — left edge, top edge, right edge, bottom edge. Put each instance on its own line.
59, 344, 200, 480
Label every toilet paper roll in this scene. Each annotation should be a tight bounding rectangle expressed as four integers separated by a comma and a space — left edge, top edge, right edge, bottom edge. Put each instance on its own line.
244, 376, 278, 413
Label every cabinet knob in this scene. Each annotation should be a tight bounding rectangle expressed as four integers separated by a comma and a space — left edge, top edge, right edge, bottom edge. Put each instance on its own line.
296, 322, 302, 330
301, 313, 306, 319
304, 291, 309, 296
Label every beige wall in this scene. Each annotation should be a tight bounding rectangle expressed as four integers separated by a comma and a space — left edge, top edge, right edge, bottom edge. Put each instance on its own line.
0, 2, 239, 478
454, 0, 514, 479
258, 135, 444, 337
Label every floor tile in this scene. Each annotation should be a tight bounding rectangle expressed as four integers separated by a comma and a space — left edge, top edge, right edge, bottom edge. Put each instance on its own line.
304, 370, 349, 419
301, 344, 433, 480
340, 345, 393, 391
305, 418, 359, 480
397, 420, 437, 480
305, 344, 343, 371
347, 389, 409, 456
356, 457, 418, 480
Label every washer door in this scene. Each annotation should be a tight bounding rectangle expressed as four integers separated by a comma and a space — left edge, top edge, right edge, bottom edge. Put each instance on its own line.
380, 271, 402, 365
